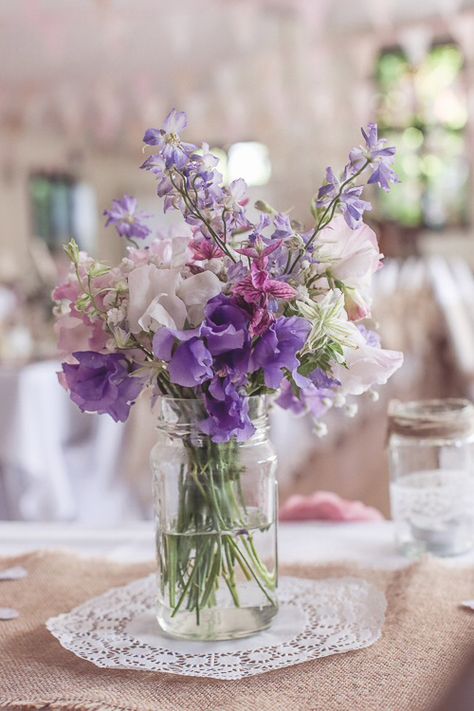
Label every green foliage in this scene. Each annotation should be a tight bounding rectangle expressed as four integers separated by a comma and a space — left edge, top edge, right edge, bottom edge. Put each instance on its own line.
298, 339, 345, 378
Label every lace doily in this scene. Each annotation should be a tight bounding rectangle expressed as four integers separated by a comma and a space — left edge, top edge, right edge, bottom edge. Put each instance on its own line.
47, 575, 386, 680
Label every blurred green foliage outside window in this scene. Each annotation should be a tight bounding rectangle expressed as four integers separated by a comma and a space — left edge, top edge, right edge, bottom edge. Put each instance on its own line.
376, 42, 469, 229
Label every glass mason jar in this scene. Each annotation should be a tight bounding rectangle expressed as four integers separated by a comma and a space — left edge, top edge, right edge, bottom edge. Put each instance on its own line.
388, 399, 474, 557
150, 396, 278, 641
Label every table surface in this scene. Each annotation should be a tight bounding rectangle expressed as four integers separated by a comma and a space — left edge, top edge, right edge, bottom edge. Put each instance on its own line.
1, 520, 473, 569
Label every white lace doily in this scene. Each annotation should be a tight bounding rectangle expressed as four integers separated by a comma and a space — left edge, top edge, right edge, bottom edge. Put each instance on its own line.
46, 575, 386, 680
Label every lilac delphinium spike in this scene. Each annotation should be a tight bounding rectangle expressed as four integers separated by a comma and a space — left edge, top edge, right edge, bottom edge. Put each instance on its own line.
317, 167, 372, 230
350, 123, 399, 192
103, 195, 151, 240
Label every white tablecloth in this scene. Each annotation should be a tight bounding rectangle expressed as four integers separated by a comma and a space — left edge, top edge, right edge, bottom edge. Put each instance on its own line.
1, 521, 472, 569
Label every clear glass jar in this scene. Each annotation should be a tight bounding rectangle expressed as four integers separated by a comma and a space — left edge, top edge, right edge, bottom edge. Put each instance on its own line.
388, 399, 474, 557
150, 396, 278, 641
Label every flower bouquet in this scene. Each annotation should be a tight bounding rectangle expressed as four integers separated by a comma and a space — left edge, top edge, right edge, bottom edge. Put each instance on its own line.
53, 111, 402, 640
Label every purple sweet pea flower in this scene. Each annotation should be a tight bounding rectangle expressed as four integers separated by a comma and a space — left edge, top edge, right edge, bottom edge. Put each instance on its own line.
103, 195, 151, 240
62, 351, 142, 422
200, 376, 255, 443
250, 316, 311, 389
168, 337, 213, 388
143, 109, 196, 169
201, 295, 251, 375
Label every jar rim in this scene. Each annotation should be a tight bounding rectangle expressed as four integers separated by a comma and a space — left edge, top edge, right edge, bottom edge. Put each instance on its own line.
388, 398, 474, 439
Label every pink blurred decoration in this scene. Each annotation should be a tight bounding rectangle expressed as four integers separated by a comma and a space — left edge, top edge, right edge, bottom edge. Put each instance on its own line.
279, 491, 385, 522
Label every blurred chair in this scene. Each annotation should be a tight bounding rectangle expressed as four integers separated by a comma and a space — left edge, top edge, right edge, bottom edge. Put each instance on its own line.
0, 360, 144, 522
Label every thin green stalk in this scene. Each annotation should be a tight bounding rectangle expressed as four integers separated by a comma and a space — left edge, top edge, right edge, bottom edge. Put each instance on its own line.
288, 159, 370, 274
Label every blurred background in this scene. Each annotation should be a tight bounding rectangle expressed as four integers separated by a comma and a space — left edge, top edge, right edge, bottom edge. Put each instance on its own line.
1, 0, 474, 523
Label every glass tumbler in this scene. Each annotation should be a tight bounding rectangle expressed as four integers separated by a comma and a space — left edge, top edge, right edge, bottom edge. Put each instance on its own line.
388, 399, 474, 557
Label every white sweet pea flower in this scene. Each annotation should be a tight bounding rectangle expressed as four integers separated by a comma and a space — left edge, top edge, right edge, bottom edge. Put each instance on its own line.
315, 215, 382, 320
333, 327, 403, 396
127, 265, 186, 333
176, 270, 223, 325
127, 264, 223, 333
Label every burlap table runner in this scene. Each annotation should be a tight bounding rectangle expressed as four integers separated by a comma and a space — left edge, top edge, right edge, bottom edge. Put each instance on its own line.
0, 550, 472, 711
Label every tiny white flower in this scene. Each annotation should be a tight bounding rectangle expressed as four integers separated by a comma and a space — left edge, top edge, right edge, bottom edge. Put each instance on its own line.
334, 394, 346, 408
313, 421, 328, 438
107, 307, 125, 327
295, 284, 309, 301
113, 327, 131, 348
345, 403, 358, 418
368, 389, 380, 402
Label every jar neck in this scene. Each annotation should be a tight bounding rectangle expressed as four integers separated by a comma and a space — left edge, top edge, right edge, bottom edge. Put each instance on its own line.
155, 395, 271, 443
388, 398, 474, 442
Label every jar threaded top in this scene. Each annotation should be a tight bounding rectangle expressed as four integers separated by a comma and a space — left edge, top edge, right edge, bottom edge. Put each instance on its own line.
388, 398, 474, 441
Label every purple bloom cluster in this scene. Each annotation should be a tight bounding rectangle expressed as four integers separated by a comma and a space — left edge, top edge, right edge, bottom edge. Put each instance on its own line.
104, 195, 151, 240
62, 352, 143, 422
152, 295, 310, 441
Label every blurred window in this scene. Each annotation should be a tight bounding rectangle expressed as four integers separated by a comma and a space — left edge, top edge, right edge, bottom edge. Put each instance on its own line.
29, 173, 97, 251
204, 143, 271, 187
227, 142, 272, 186
376, 41, 469, 229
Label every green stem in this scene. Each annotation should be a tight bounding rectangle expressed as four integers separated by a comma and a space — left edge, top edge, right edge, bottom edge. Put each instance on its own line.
288, 159, 370, 274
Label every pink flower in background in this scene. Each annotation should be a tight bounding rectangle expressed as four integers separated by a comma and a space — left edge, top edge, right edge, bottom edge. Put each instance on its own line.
55, 314, 108, 355
279, 491, 384, 522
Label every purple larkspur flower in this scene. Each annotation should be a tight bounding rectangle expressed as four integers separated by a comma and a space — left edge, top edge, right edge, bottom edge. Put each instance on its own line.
143, 109, 196, 169
317, 167, 372, 230
250, 316, 311, 389
103, 195, 151, 240
62, 351, 142, 422
272, 213, 293, 240
200, 377, 254, 443
349, 123, 399, 192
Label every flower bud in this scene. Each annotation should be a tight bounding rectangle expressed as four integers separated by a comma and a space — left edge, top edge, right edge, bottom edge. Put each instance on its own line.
313, 421, 328, 438
344, 403, 358, 418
